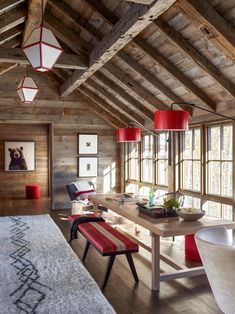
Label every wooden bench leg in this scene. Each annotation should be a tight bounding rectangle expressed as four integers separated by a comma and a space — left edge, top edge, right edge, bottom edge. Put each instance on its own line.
82, 241, 90, 262
102, 255, 116, 289
126, 253, 139, 283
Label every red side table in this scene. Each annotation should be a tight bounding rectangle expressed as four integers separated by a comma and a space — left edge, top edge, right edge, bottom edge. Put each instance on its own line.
185, 234, 201, 262
26, 184, 40, 199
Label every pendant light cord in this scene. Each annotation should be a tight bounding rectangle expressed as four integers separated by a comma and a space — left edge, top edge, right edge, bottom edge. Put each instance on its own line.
171, 102, 235, 122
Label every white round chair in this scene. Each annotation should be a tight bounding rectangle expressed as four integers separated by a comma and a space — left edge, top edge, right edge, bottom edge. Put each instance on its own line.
195, 227, 235, 314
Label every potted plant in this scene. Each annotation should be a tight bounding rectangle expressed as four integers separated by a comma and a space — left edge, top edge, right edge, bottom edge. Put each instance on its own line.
163, 198, 180, 212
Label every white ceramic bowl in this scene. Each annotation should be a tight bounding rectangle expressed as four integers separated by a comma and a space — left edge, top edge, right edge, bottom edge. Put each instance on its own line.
176, 209, 205, 221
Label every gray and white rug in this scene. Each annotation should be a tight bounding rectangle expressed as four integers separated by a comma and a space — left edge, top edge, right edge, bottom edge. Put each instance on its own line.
0, 214, 115, 314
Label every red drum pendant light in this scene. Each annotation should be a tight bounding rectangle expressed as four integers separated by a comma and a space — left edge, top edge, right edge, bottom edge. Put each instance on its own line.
154, 110, 189, 131
117, 127, 141, 142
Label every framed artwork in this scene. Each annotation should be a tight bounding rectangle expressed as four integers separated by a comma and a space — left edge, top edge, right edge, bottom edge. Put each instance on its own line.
78, 157, 98, 177
5, 141, 36, 172
78, 134, 98, 155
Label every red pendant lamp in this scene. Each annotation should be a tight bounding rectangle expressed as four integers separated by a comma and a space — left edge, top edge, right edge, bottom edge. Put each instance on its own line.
154, 110, 189, 131
117, 127, 141, 142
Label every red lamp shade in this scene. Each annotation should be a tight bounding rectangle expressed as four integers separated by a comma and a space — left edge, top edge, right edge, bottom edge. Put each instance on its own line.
16, 76, 39, 103
117, 128, 141, 142
154, 110, 189, 131
23, 26, 63, 72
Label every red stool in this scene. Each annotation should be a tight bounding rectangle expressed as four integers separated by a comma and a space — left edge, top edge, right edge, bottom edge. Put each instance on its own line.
185, 234, 201, 262
26, 184, 40, 199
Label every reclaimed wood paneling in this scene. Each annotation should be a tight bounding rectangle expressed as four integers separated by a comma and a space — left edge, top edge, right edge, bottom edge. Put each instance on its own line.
0, 123, 49, 198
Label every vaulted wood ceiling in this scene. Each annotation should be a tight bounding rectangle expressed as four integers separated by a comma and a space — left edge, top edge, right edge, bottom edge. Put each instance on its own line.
0, 0, 235, 128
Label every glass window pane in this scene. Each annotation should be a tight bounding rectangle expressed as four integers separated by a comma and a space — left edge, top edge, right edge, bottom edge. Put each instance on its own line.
193, 161, 200, 191
158, 133, 168, 158
208, 161, 220, 195
203, 201, 221, 218
222, 204, 233, 220
183, 196, 201, 209
182, 160, 192, 190
193, 128, 200, 159
142, 159, 153, 182
157, 160, 168, 185
208, 126, 220, 160
221, 162, 232, 197
183, 130, 192, 159
222, 125, 232, 160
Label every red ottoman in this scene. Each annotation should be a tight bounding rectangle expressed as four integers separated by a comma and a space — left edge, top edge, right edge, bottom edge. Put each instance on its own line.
185, 234, 201, 262
26, 184, 40, 199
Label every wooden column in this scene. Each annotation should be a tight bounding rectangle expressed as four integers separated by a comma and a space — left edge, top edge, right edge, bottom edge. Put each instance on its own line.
49, 122, 54, 210
168, 131, 176, 193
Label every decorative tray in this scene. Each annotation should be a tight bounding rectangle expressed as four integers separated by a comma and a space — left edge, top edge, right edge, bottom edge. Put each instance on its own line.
138, 205, 178, 218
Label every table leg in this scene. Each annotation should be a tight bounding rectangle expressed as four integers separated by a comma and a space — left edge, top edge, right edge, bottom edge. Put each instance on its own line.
151, 232, 160, 291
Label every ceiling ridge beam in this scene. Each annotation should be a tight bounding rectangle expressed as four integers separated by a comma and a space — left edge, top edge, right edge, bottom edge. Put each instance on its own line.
177, 0, 235, 61
155, 18, 235, 97
0, 47, 88, 70
85, 78, 145, 125
132, 37, 217, 111
60, 0, 177, 96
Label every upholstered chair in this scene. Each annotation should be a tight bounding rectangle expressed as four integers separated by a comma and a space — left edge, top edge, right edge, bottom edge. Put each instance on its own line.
195, 226, 235, 314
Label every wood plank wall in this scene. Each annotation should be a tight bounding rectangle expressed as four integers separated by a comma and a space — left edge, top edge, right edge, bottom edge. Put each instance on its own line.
0, 123, 49, 198
54, 127, 120, 209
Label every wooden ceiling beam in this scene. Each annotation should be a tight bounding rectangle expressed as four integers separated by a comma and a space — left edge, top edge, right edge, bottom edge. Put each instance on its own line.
22, 0, 47, 45
0, 5, 26, 34
132, 37, 217, 110
116, 51, 192, 113
0, 48, 88, 70
155, 18, 235, 98
60, 0, 177, 97
79, 85, 130, 126
47, 0, 102, 43
93, 71, 154, 121
43, 11, 89, 65
0, 0, 24, 14
177, 0, 235, 61
83, 0, 118, 25
85, 79, 145, 125
0, 25, 24, 46
126, 0, 154, 3
103, 62, 168, 111
52, 69, 125, 128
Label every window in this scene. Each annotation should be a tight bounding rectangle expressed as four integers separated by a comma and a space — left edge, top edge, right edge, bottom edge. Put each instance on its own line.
129, 142, 139, 181
181, 128, 201, 191
206, 124, 233, 197
203, 201, 233, 220
141, 134, 153, 183
155, 132, 168, 186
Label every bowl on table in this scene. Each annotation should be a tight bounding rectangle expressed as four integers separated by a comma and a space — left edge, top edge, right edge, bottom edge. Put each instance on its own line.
176, 208, 205, 221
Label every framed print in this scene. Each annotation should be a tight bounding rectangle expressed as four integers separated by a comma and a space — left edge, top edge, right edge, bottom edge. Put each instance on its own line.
78, 134, 98, 155
78, 157, 98, 177
5, 141, 36, 172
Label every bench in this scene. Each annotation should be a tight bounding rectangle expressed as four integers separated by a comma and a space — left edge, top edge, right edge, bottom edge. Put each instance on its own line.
69, 214, 139, 289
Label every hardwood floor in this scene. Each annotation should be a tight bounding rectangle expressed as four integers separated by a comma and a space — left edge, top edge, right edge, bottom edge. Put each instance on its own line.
0, 198, 222, 314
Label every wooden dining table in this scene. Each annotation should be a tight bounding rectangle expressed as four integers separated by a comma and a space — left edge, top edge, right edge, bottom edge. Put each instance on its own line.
90, 194, 235, 291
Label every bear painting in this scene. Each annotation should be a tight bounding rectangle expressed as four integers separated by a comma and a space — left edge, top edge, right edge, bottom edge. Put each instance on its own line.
8, 147, 28, 171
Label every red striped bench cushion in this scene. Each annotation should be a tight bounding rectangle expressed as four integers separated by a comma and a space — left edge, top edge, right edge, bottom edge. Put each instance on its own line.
69, 215, 139, 255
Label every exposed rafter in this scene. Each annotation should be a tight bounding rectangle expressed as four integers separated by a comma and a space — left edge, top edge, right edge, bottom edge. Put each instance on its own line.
60, 0, 177, 97
85, 78, 145, 125
0, 5, 26, 34
177, 0, 235, 61
155, 18, 235, 98
132, 38, 217, 110
53, 69, 126, 128
0, 48, 88, 70
22, 0, 47, 45
0, 25, 24, 46
0, 0, 24, 14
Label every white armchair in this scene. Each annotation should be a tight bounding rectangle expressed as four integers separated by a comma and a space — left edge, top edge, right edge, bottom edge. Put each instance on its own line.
195, 227, 235, 314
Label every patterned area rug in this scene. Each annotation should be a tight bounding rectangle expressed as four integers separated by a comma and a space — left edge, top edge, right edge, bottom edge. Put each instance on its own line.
0, 214, 115, 314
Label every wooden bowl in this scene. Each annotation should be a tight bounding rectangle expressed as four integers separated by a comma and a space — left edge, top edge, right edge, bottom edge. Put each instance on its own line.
176, 209, 205, 221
